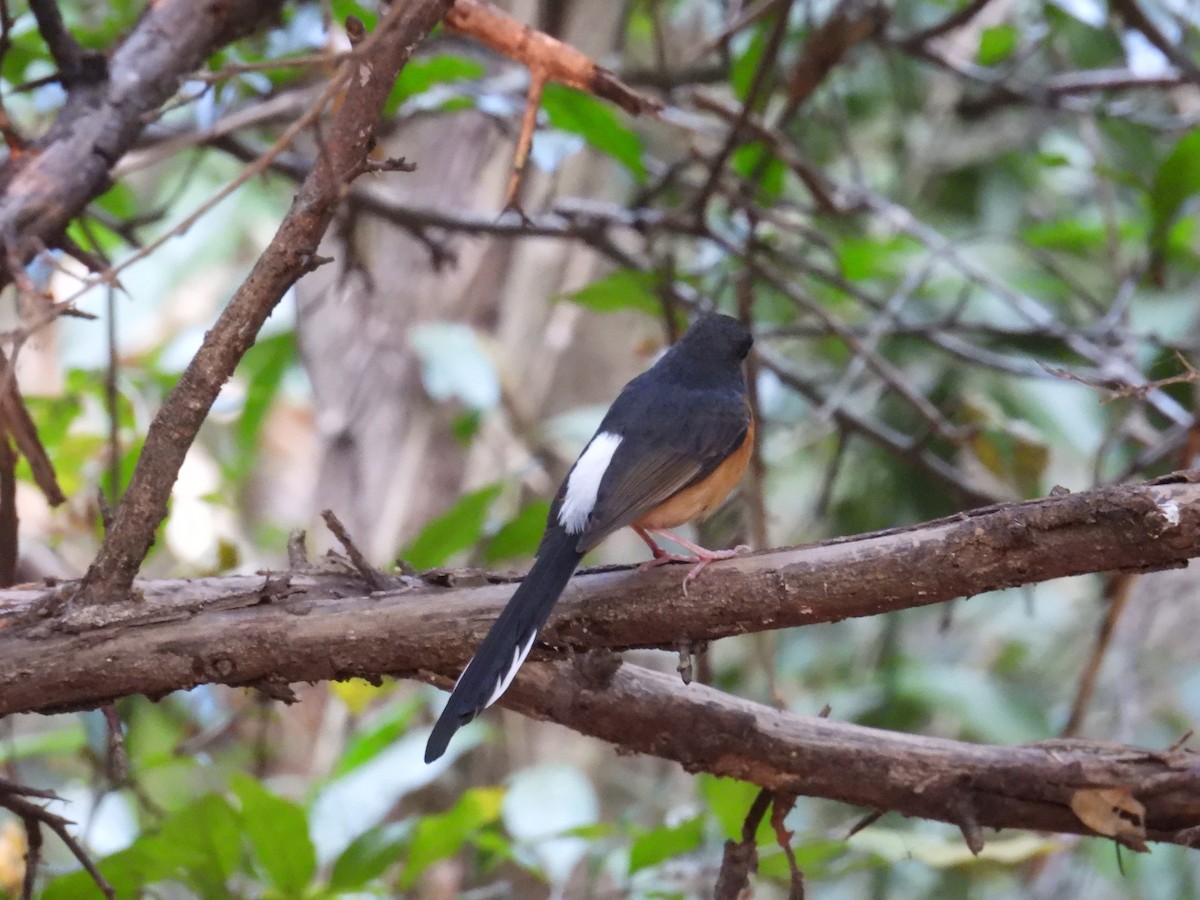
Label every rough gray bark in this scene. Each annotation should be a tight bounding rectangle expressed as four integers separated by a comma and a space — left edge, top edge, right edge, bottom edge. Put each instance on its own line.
1, 478, 1199, 848
3, 478, 1196, 713
0, 0, 285, 285
504, 660, 1200, 848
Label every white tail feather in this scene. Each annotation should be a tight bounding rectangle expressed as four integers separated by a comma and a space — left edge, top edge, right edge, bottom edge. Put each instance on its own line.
486, 632, 537, 708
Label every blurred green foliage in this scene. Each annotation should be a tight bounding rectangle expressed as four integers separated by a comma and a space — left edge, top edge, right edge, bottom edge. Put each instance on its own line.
5, 0, 1200, 897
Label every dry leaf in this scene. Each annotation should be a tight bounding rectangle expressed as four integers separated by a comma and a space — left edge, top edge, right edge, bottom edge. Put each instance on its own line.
0, 820, 26, 895
1069, 786, 1149, 851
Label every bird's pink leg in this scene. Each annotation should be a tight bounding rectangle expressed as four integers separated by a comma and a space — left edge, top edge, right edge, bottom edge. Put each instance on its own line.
633, 526, 750, 594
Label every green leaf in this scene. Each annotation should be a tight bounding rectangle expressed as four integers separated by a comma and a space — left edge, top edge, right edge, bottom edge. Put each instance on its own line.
333, 696, 424, 776
20, 394, 83, 453
976, 24, 1017, 65
1148, 128, 1200, 254
387, 53, 486, 114
1022, 218, 1107, 254
43, 843, 170, 899
311, 727, 484, 864
731, 142, 785, 199
485, 500, 550, 563
893, 664, 1049, 743
402, 484, 503, 569
0, 720, 87, 763
156, 793, 243, 893
629, 815, 704, 873
330, 821, 413, 890
45, 793, 247, 899
541, 83, 647, 181
235, 331, 298, 476
699, 776, 773, 845
560, 269, 662, 315
731, 24, 767, 102
231, 774, 317, 894
758, 838, 850, 881
402, 786, 505, 888
836, 234, 918, 281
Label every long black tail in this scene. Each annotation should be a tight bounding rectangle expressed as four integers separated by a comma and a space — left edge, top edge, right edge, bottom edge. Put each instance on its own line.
425, 526, 583, 763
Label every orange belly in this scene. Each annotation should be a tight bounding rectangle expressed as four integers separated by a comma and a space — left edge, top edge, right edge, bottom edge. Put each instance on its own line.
633, 419, 754, 530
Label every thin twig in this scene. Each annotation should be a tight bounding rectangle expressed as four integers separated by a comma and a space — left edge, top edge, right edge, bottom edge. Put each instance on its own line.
714, 788, 772, 900
1061, 573, 1136, 737
321, 509, 388, 591
692, 0, 797, 217
1, 783, 114, 899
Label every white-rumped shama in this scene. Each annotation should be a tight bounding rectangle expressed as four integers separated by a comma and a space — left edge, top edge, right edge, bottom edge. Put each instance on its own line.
425, 313, 753, 763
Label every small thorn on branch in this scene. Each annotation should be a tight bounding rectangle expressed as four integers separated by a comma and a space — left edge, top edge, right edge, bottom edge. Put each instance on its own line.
287, 529, 309, 570
344, 14, 367, 47
951, 792, 985, 855
100, 703, 128, 784
675, 639, 706, 685
298, 252, 333, 274
845, 808, 884, 839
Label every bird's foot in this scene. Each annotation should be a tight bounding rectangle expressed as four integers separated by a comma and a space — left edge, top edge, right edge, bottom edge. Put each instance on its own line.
636, 527, 751, 595
680, 544, 750, 596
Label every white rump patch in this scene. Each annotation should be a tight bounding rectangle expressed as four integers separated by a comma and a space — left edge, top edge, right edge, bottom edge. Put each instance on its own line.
487, 632, 537, 708
558, 432, 623, 534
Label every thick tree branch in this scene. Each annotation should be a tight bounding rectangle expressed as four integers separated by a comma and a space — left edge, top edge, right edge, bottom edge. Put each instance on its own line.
0, 477, 1196, 713
502, 660, 1200, 849
0, 0, 285, 287
0, 479, 1197, 846
71, 0, 455, 607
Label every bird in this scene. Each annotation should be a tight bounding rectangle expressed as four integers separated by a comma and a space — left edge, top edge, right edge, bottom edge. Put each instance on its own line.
424, 312, 754, 764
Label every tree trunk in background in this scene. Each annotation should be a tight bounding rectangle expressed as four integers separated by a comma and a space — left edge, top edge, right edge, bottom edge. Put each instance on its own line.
295, 0, 638, 564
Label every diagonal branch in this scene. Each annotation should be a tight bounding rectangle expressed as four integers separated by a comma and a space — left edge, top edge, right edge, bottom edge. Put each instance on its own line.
27, 0, 90, 85
1109, 0, 1200, 91
70, 0, 456, 607
0, 0, 286, 289
502, 659, 1200, 849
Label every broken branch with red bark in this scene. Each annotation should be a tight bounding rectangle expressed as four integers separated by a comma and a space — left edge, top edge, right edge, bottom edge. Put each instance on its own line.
444, 0, 661, 207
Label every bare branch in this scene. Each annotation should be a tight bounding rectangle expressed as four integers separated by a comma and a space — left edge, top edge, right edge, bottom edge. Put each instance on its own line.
0, 480, 1193, 846
0, 0, 286, 289
443, 0, 660, 208
27, 0, 91, 85
0, 778, 113, 898
0, 478, 1196, 714
502, 660, 1200, 849
1109, 0, 1200, 91
70, 0, 455, 607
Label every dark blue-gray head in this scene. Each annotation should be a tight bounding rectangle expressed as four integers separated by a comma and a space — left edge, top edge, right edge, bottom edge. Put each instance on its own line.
655, 313, 753, 382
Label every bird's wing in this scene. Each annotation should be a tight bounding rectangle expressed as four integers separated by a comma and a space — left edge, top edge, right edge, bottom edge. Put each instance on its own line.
572, 388, 750, 553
